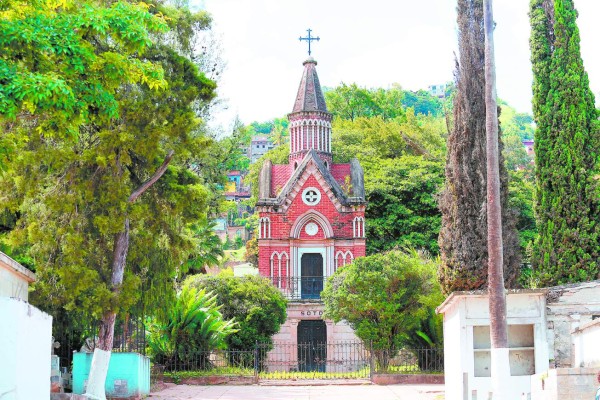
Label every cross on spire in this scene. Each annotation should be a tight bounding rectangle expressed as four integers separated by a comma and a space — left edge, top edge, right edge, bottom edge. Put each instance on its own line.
299, 29, 320, 56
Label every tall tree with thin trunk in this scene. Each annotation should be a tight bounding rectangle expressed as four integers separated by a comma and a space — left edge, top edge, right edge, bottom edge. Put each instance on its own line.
438, 0, 521, 295
529, 0, 600, 287
483, 0, 510, 397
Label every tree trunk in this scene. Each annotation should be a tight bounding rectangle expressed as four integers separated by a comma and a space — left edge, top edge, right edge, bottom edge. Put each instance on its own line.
483, 1, 510, 398
85, 151, 174, 399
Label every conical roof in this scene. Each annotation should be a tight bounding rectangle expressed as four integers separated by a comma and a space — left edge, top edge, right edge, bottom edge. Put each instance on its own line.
292, 58, 328, 113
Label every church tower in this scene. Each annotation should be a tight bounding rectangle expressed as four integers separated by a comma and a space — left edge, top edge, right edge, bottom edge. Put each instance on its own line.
256, 54, 367, 368
288, 57, 333, 168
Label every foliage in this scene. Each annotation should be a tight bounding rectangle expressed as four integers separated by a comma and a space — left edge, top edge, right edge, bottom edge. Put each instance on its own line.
1, 1, 220, 321
401, 89, 445, 117
364, 156, 444, 255
322, 249, 443, 369
183, 222, 224, 275
245, 236, 258, 266
529, 0, 600, 286
0, 0, 168, 143
499, 100, 535, 141
331, 110, 447, 256
185, 272, 287, 352
324, 83, 406, 121
438, 0, 521, 295
146, 284, 237, 370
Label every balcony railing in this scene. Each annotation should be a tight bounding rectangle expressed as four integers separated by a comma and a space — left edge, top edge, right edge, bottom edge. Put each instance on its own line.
267, 276, 328, 300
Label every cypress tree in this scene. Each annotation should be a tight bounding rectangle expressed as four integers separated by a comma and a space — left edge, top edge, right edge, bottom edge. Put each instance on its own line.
438, 0, 521, 294
529, 0, 600, 286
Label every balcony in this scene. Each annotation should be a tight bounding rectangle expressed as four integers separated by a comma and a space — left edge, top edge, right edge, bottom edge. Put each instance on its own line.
267, 276, 328, 301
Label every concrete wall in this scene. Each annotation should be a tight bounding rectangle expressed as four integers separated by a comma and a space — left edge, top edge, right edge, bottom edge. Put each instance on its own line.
546, 282, 600, 368
0, 297, 52, 400
572, 319, 600, 368
531, 368, 598, 400
0, 252, 35, 301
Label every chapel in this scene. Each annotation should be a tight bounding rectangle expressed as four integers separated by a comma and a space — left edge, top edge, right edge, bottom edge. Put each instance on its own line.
256, 56, 367, 361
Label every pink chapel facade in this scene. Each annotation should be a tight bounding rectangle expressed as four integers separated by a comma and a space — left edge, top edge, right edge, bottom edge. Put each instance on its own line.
256, 58, 367, 370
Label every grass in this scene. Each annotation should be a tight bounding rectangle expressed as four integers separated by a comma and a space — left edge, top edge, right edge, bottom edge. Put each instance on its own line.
259, 367, 370, 380
224, 247, 246, 262
164, 367, 254, 383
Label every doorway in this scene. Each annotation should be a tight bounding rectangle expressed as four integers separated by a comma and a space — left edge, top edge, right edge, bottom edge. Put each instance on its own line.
297, 320, 327, 372
300, 253, 323, 299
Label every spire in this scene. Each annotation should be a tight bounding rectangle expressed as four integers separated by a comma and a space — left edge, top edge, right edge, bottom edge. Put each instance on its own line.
288, 58, 332, 167
292, 58, 328, 113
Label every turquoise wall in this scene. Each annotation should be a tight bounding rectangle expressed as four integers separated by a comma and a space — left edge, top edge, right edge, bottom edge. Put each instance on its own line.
73, 352, 150, 398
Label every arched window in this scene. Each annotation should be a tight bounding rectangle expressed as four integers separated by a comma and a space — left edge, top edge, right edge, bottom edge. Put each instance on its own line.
259, 217, 271, 239
335, 250, 354, 271
353, 217, 365, 238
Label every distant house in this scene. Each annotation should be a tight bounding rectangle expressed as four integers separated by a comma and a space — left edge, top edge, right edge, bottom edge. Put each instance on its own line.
428, 83, 447, 98
224, 170, 251, 202
247, 136, 274, 164
523, 139, 534, 157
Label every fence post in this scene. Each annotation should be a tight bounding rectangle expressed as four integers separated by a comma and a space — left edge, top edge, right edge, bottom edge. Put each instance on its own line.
254, 342, 259, 383
369, 340, 375, 381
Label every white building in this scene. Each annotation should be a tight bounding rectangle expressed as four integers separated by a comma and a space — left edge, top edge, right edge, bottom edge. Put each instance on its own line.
437, 281, 600, 400
0, 252, 53, 400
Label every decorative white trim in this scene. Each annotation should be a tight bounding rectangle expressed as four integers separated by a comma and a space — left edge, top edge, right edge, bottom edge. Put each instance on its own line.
259, 217, 271, 239
304, 222, 319, 236
290, 210, 334, 239
302, 187, 321, 206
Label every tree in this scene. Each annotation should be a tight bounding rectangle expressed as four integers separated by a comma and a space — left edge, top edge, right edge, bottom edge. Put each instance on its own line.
529, 0, 600, 286
324, 83, 406, 121
364, 156, 444, 255
146, 284, 237, 371
438, 0, 521, 295
1, 2, 220, 395
185, 272, 287, 353
483, 0, 510, 396
322, 250, 442, 370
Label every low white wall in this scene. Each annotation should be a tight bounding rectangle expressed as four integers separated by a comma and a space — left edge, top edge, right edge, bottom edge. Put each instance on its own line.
573, 319, 600, 368
0, 297, 52, 400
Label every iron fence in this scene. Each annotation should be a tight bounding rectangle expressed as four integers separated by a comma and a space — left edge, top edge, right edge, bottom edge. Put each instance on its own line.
159, 349, 256, 375
52, 313, 146, 369
151, 342, 443, 381
268, 276, 329, 300
373, 348, 444, 374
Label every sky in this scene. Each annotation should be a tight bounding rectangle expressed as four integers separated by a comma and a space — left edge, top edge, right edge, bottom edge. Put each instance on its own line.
193, 0, 600, 131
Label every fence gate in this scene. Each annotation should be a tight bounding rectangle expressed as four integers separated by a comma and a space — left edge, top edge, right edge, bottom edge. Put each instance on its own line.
258, 341, 369, 379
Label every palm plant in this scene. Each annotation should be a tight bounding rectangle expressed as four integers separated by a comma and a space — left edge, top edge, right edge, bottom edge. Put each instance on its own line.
147, 284, 237, 371
184, 221, 225, 274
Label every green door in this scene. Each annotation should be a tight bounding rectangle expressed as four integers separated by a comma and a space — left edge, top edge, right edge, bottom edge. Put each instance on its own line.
297, 320, 327, 372
301, 253, 323, 299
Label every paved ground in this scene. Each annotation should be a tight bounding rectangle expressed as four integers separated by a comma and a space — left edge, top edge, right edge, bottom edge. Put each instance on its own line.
149, 383, 445, 399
